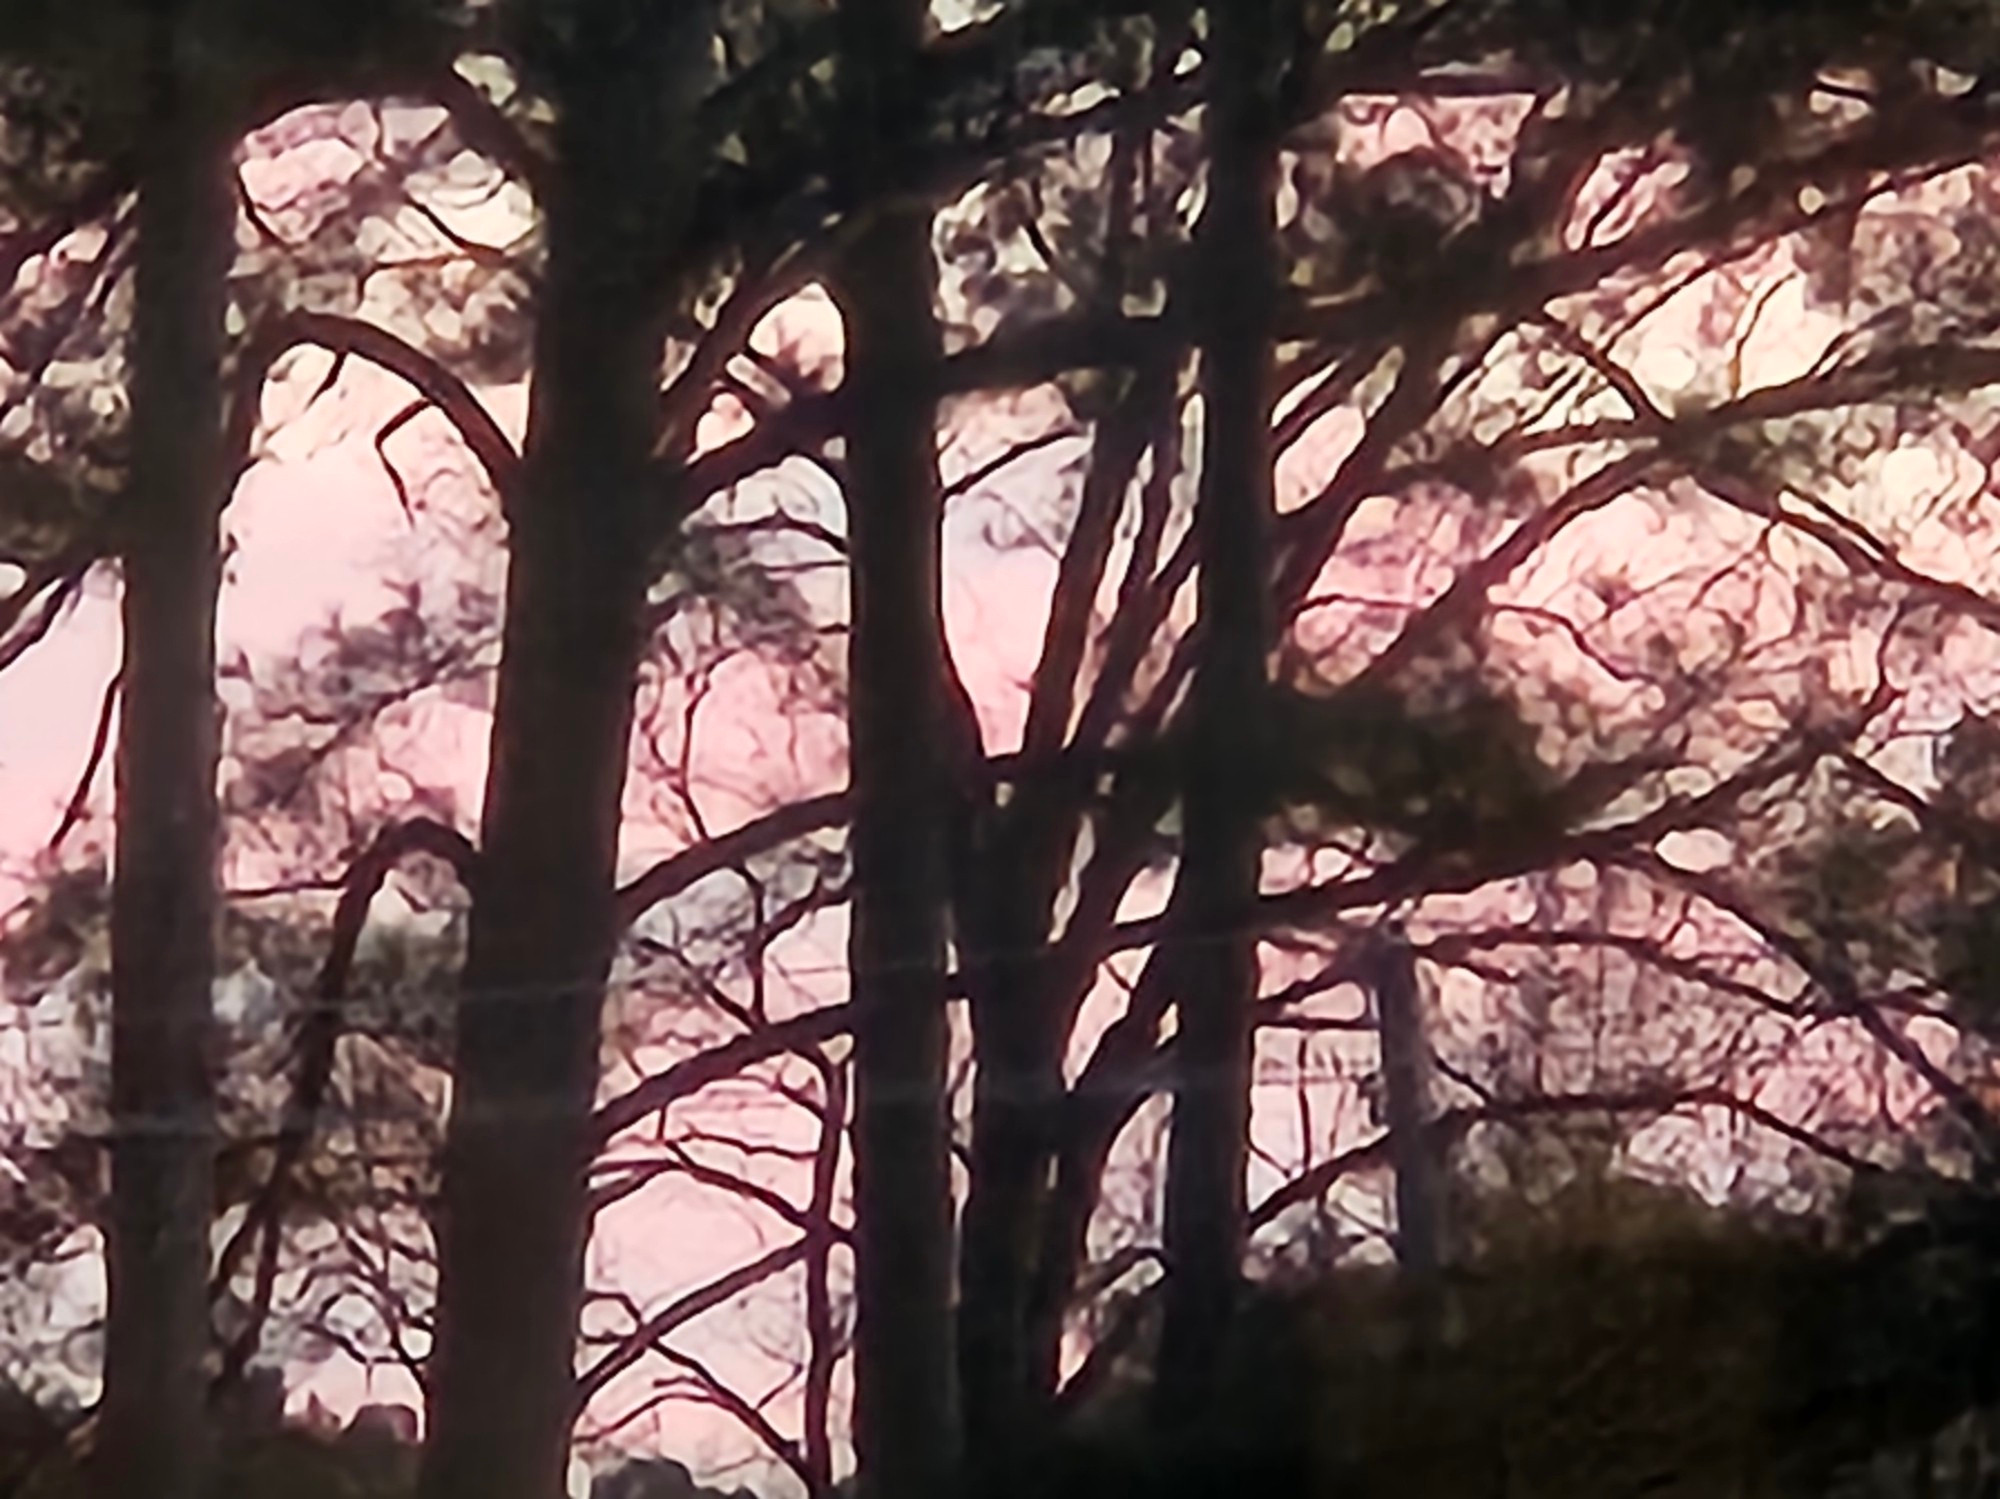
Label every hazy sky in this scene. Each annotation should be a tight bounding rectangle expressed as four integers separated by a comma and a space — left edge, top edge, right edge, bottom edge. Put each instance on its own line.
2, 88, 1997, 1498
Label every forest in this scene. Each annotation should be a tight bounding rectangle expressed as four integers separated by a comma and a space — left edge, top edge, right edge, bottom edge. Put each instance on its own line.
6, 0, 2000, 1496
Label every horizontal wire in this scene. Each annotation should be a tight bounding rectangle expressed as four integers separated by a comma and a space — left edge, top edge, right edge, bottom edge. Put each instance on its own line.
0, 914, 1371, 1016
1, 1065, 1861, 1138
0, 1089, 1709, 1143
0, 897, 1810, 1017
0, 916, 1866, 1134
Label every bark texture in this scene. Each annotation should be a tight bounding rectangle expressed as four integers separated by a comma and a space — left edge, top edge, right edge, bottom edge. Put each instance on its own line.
830, 1, 963, 1495
1373, 925, 1447, 1282
97, 16, 232, 1499
416, 8, 708, 1498
1154, 0, 1283, 1431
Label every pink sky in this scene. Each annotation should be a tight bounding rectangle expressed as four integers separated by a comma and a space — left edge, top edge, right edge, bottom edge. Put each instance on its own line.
0, 264, 1080, 1488
2, 92, 1998, 1497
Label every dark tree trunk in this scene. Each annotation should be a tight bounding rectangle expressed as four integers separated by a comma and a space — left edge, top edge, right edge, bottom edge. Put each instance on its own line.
96, 19, 232, 1499
1153, 0, 1282, 1431
956, 382, 1159, 1495
830, 2, 962, 1496
1372, 925, 1447, 1282
955, 822, 1068, 1499
416, 10, 708, 1499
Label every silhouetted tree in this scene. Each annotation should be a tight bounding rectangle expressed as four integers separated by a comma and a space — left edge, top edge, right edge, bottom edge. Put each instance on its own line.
1152, 0, 1289, 1434
416, 4, 719, 1499
94, 16, 234, 1497
824, 0, 964, 1497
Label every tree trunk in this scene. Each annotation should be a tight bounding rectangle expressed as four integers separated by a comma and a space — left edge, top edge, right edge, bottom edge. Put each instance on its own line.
956, 376, 1159, 1495
830, 2, 962, 1496
1372, 925, 1447, 1282
96, 18, 232, 1499
416, 10, 708, 1499
955, 820, 1067, 1499
1153, 0, 1282, 1431
1369, 923, 1451, 1357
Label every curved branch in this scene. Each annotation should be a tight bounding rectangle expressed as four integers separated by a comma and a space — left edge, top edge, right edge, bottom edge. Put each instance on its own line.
593, 1003, 852, 1147
1353, 450, 1658, 689
574, 1237, 810, 1408
210, 816, 477, 1388
1640, 853, 2000, 1166
373, 399, 431, 521
426, 67, 551, 203
652, 1345, 824, 1499
614, 790, 847, 932
236, 312, 521, 509
0, 171, 128, 304
802, 1054, 844, 1492
1252, 1086, 1882, 1234
47, 661, 120, 854
0, 560, 93, 675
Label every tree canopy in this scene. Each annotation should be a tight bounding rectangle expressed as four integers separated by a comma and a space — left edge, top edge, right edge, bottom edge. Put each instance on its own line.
10, 1, 2000, 1496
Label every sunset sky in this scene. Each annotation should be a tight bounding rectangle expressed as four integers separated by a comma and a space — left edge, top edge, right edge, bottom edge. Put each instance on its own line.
1, 85, 1998, 1497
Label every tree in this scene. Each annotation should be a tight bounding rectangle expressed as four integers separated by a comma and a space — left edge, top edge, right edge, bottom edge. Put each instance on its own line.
0, 5, 1179, 1489
24, 1, 2000, 1494
0, 6, 508, 1492
0, 10, 492, 1499
92, 14, 235, 1499
416, 5, 720, 1498
0, 15, 240, 1494
580, 0, 2000, 1484
824, 0, 964, 1496
1151, 0, 1288, 1436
